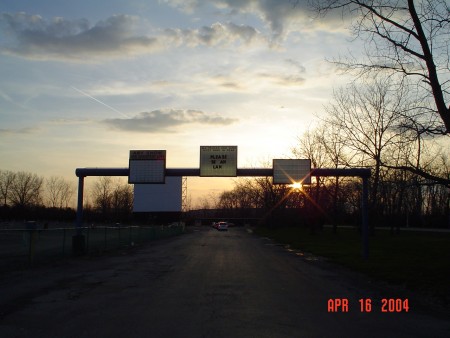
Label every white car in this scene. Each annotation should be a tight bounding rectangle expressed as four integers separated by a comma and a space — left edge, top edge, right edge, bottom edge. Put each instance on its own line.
216, 221, 228, 231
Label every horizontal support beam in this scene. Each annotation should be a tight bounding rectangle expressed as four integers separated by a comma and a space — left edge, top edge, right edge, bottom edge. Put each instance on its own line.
76, 167, 371, 178
76, 168, 129, 177
312, 168, 371, 178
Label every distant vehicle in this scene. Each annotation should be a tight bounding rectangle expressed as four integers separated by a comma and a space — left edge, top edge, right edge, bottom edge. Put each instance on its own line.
216, 221, 228, 231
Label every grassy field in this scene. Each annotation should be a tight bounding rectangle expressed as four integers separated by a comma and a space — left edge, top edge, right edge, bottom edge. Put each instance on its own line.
254, 226, 450, 306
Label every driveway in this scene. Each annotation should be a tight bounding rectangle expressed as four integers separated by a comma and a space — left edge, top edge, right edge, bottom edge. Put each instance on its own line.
1, 226, 448, 337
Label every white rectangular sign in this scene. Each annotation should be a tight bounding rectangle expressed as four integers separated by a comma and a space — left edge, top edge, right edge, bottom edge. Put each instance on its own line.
129, 150, 166, 184
200, 146, 237, 177
273, 159, 311, 184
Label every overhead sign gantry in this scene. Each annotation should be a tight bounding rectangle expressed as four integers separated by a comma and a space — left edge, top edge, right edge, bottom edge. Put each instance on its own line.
75, 146, 370, 258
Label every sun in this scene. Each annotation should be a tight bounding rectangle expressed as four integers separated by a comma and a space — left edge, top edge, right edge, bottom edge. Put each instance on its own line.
290, 182, 302, 190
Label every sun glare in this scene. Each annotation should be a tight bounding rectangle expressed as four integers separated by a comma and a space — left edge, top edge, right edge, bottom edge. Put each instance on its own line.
290, 182, 302, 190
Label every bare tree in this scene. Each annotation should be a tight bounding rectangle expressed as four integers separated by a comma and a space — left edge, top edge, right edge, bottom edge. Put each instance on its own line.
234, 179, 261, 208
196, 192, 219, 210
90, 177, 134, 221
9, 171, 43, 207
382, 125, 450, 187
291, 125, 330, 208
46, 176, 75, 208
60, 180, 75, 208
318, 123, 349, 232
324, 76, 410, 203
218, 190, 238, 209
292, 125, 330, 169
217, 179, 265, 210
91, 177, 113, 216
0, 170, 16, 206
111, 183, 133, 219
311, 0, 450, 134
321, 75, 449, 226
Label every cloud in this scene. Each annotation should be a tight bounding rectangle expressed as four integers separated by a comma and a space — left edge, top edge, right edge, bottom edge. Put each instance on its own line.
0, 126, 40, 135
261, 58, 306, 86
0, 12, 266, 61
163, 0, 349, 41
164, 0, 308, 40
258, 72, 306, 86
0, 13, 162, 61
48, 118, 93, 125
103, 109, 238, 132
165, 22, 264, 47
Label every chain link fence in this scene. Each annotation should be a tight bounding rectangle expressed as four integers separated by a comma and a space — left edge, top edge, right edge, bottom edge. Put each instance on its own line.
0, 222, 185, 271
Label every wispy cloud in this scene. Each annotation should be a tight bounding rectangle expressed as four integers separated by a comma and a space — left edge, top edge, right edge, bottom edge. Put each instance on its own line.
103, 109, 238, 133
48, 118, 93, 125
0, 126, 40, 135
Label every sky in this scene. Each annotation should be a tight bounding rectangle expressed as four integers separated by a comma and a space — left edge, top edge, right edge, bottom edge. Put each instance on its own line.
0, 0, 359, 206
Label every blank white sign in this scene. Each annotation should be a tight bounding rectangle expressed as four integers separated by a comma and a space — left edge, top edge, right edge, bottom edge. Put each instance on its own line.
133, 176, 182, 212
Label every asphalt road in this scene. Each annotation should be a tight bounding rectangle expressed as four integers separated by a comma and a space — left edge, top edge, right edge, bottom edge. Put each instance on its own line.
1, 226, 449, 338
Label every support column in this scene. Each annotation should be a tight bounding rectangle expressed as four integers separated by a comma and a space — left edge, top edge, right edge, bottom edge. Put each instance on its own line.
361, 176, 369, 259
76, 176, 84, 232
73, 175, 86, 255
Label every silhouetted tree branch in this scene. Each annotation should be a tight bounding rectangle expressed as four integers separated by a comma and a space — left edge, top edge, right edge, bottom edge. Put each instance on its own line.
310, 0, 450, 133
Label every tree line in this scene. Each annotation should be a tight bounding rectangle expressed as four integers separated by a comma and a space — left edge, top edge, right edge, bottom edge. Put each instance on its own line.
0, 170, 73, 209
0, 170, 75, 222
212, 110, 449, 228
0, 170, 133, 223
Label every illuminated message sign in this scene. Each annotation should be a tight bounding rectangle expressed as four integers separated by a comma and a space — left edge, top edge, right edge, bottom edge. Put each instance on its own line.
200, 146, 237, 177
129, 150, 166, 184
273, 159, 311, 184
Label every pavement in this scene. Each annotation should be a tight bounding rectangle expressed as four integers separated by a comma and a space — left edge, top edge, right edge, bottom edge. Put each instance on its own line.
1, 226, 449, 338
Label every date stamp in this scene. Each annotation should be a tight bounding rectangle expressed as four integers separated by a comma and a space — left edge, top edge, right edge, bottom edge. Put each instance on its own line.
327, 298, 409, 313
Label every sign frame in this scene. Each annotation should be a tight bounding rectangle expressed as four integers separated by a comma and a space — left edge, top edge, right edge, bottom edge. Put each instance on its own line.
128, 150, 166, 184
273, 159, 312, 185
199, 146, 238, 177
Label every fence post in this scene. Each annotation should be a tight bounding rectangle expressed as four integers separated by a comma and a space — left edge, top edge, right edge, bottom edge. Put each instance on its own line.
62, 228, 66, 256
104, 226, 107, 251
86, 225, 90, 254
26, 221, 37, 265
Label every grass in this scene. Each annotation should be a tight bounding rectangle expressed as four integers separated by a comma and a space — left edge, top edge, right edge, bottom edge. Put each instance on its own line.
254, 226, 450, 305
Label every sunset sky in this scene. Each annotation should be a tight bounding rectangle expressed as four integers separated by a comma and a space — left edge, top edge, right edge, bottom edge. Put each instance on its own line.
0, 0, 361, 206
